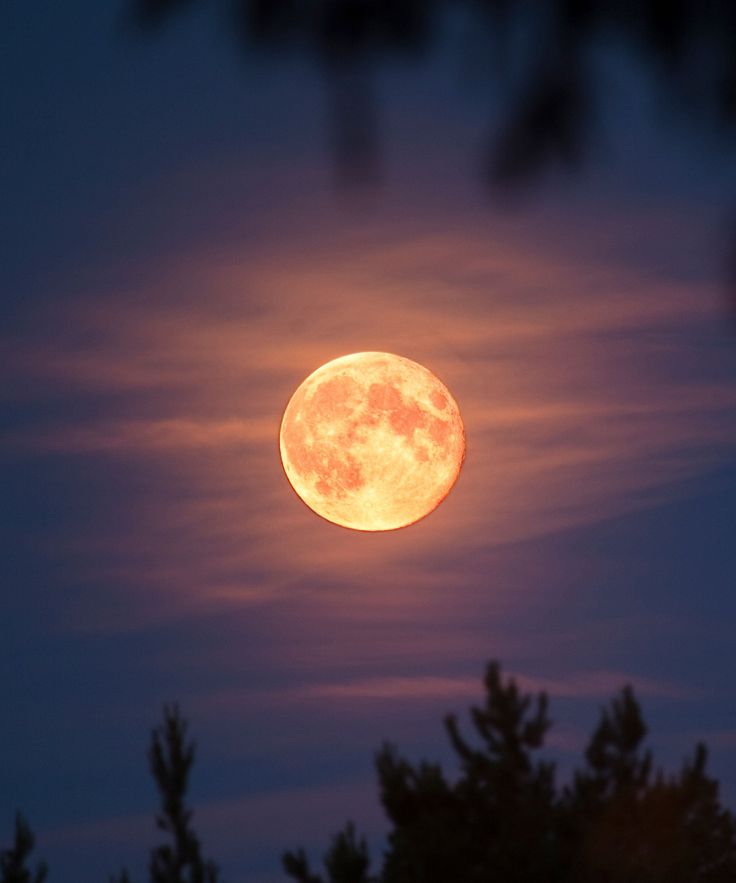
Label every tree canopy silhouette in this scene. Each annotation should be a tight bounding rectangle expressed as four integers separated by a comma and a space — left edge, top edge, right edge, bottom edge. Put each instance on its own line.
0, 815, 46, 883
125, 0, 736, 187
123, 0, 736, 305
284, 661, 736, 883
111, 704, 222, 883
284, 822, 374, 883
3, 666, 735, 881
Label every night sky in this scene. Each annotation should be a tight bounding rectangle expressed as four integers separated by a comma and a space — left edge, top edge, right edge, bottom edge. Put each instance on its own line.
2, 3, 736, 882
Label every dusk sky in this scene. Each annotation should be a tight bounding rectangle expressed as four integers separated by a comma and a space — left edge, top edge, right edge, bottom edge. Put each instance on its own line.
3, 3, 736, 882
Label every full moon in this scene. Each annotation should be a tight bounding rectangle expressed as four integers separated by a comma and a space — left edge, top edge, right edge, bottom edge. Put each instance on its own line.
279, 352, 465, 531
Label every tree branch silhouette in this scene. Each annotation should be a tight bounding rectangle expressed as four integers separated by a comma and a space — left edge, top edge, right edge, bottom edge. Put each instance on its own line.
111, 704, 222, 883
0, 815, 47, 883
122, 0, 736, 306
5, 663, 735, 882
288, 660, 736, 883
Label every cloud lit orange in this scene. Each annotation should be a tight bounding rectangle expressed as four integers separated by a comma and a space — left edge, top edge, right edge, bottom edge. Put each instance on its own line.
2, 216, 734, 636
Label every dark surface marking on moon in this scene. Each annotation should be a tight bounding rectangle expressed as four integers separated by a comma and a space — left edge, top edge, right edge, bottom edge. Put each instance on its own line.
428, 416, 451, 447
369, 382, 425, 438
367, 381, 452, 459
430, 390, 447, 410
283, 375, 366, 498
309, 374, 359, 420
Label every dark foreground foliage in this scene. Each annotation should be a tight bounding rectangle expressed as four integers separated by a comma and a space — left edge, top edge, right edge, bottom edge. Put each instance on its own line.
111, 704, 222, 883
3, 663, 736, 882
284, 662, 736, 883
126, 0, 736, 186
0, 815, 46, 883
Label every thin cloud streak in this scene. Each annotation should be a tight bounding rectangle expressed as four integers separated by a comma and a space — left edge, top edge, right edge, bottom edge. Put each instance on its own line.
42, 778, 378, 851
260, 671, 703, 702
39, 778, 382, 883
2, 212, 735, 643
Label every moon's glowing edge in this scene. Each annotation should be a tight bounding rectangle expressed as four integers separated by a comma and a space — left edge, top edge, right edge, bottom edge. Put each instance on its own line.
278, 352, 466, 532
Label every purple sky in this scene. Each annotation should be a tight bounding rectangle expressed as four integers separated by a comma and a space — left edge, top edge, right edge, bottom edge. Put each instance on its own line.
2, 3, 736, 882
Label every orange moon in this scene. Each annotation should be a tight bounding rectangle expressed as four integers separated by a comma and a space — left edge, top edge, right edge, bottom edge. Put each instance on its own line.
279, 352, 465, 531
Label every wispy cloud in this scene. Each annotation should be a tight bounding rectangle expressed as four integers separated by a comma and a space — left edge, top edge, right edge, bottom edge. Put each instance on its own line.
287, 668, 698, 704
2, 213, 735, 643
42, 778, 382, 879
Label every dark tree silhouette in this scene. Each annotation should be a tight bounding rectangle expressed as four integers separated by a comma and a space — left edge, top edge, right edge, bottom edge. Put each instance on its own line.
111, 704, 222, 883
123, 0, 736, 303
124, 1, 736, 186
286, 661, 736, 883
4, 670, 735, 882
0, 815, 47, 883
283, 821, 374, 883
564, 688, 736, 883
373, 661, 559, 883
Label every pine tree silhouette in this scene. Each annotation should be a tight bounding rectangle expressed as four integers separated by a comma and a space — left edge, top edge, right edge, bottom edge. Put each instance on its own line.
282, 848, 322, 883
111, 704, 222, 883
124, 0, 736, 187
283, 821, 374, 883
565, 689, 736, 883
287, 661, 736, 883
378, 661, 559, 883
7, 665, 734, 883
0, 815, 47, 883
124, 0, 736, 298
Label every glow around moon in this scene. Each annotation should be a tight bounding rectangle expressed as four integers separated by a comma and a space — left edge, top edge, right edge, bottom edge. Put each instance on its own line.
279, 352, 465, 531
